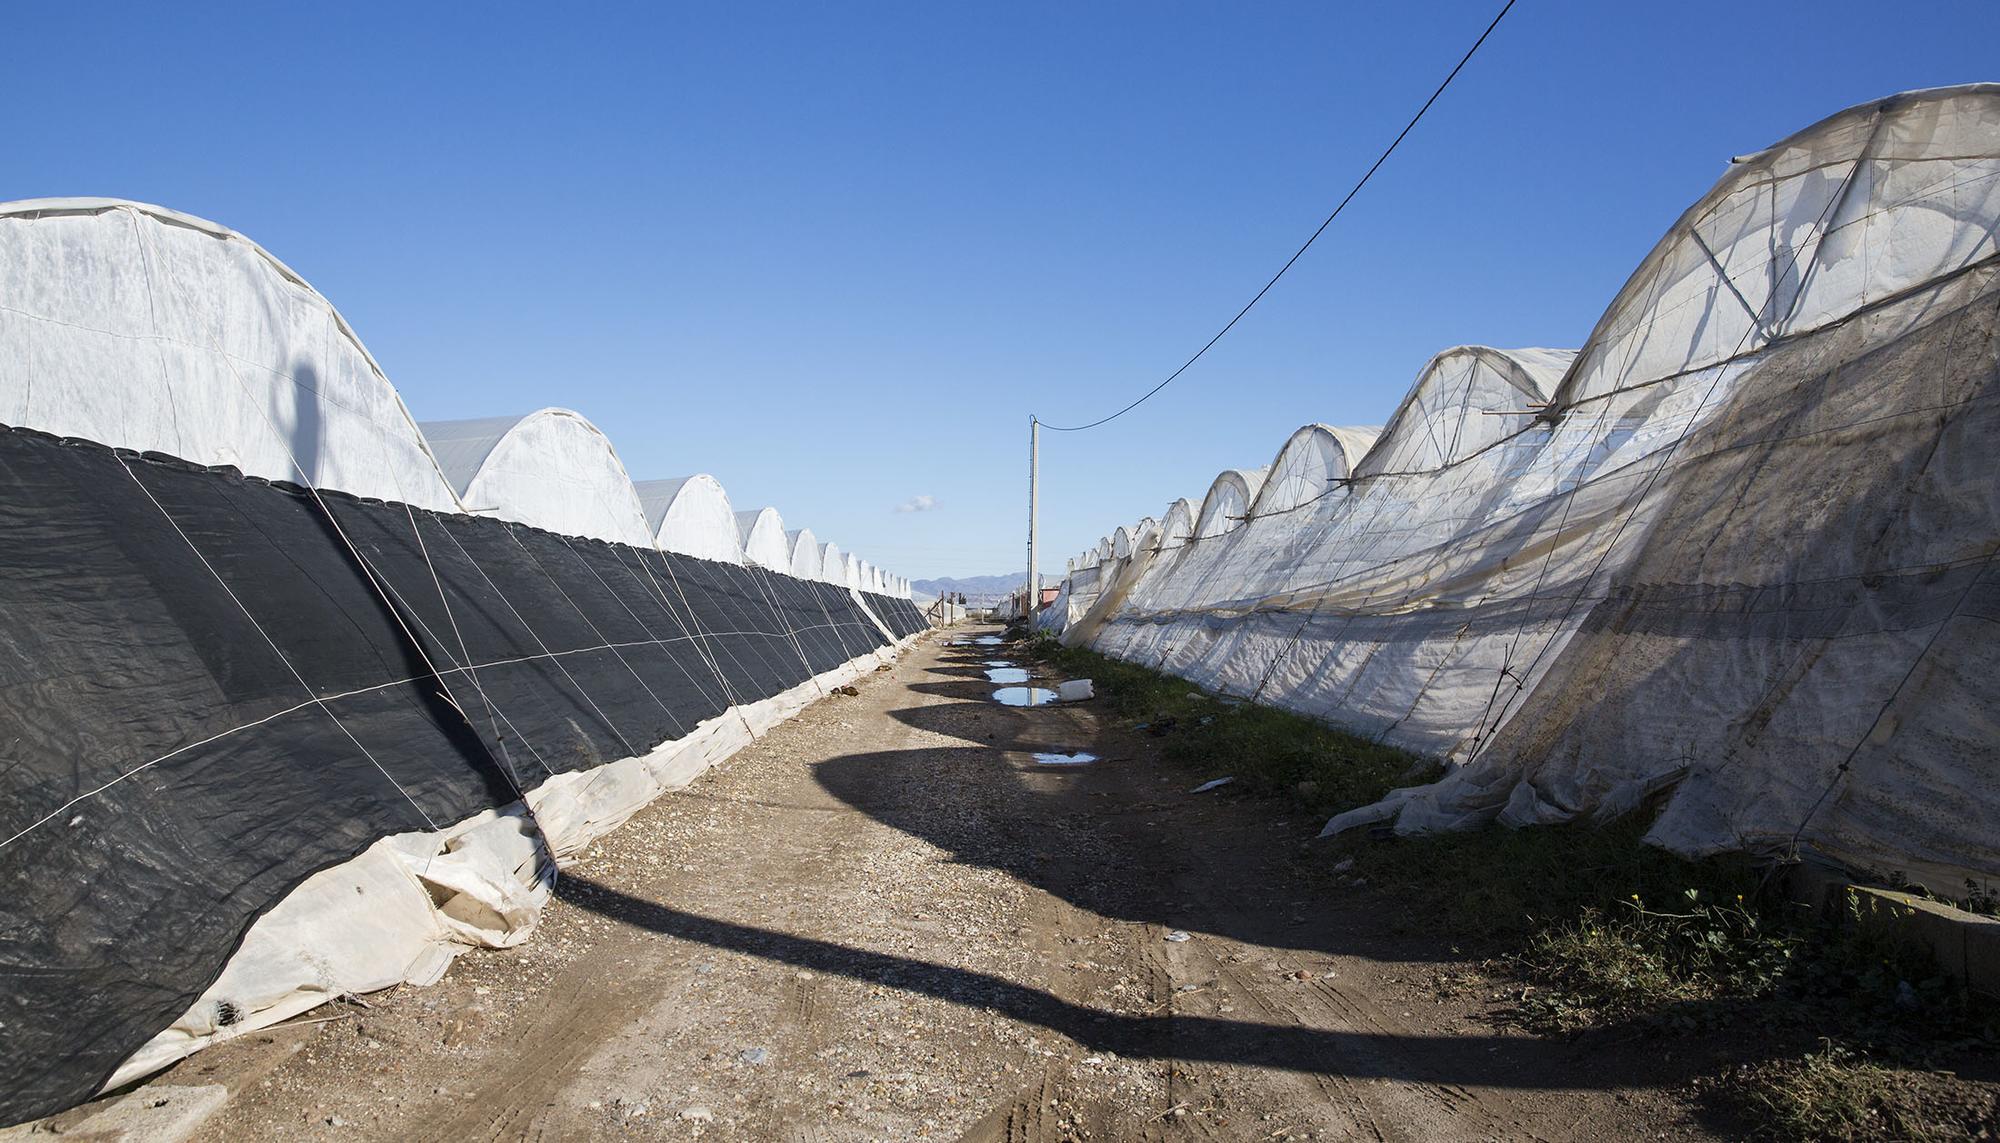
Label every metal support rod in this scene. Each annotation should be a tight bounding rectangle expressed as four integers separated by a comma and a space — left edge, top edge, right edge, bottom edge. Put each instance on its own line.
1026, 414, 1040, 620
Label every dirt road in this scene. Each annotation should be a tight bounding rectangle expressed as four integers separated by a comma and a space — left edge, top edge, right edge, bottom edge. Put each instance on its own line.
75, 626, 1717, 1140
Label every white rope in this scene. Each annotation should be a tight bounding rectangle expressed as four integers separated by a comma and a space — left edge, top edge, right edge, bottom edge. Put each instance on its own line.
135, 211, 537, 804
3, 690, 338, 851
548, 535, 705, 739
744, 564, 826, 692
496, 530, 694, 742
806, 580, 872, 660
117, 463, 442, 831
401, 502, 535, 782
0, 605, 797, 853
661, 559, 771, 701
432, 523, 642, 759
651, 554, 763, 737
602, 544, 739, 713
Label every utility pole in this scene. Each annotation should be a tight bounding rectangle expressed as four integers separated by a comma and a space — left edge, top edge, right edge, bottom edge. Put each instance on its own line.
1026, 414, 1040, 621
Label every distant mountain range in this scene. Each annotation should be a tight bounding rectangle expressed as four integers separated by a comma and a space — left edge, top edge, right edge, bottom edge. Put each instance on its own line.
910, 573, 1039, 604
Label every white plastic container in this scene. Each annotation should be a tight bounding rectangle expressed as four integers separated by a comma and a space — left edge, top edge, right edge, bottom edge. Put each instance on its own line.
1057, 679, 1094, 702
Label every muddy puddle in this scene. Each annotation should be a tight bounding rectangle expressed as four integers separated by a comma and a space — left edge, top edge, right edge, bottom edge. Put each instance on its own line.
991, 686, 1058, 707
1031, 751, 1098, 766
984, 666, 1030, 684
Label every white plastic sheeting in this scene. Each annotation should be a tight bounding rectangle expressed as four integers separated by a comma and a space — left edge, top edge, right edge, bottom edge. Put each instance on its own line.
785, 528, 822, 580
1356, 348, 1570, 477
1047, 85, 2000, 892
636, 475, 744, 563
1551, 87, 2000, 412
1250, 424, 1380, 515
0, 199, 459, 512
423, 410, 655, 547
1159, 498, 1197, 547
734, 507, 790, 572
818, 541, 845, 586
1194, 467, 1269, 538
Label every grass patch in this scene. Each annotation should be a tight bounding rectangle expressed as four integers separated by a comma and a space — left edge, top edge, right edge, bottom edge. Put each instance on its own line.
1734, 1048, 1912, 1141
1017, 632, 1438, 819
1010, 629, 2000, 1139
1321, 813, 1756, 941
1712, 1045, 2000, 1141
1340, 823, 1998, 1139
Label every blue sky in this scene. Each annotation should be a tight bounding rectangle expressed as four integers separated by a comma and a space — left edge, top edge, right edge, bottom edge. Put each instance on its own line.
8, 2, 1996, 580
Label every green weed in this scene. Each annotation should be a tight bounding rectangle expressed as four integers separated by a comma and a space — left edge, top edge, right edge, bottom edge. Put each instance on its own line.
1018, 633, 1436, 818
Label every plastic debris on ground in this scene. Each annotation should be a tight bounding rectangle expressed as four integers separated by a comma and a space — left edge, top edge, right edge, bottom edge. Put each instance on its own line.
1056, 679, 1094, 701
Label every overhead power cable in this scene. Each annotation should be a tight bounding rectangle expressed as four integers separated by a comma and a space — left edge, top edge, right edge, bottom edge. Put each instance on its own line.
1040, 0, 1518, 433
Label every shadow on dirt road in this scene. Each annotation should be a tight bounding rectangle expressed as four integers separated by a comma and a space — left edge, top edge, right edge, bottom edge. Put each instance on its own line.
553, 631, 1729, 1108
555, 871, 1716, 1092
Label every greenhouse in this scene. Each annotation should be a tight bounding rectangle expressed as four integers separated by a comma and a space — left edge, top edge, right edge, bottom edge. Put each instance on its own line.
636, 474, 745, 563
0, 197, 925, 1124
1046, 83, 2000, 895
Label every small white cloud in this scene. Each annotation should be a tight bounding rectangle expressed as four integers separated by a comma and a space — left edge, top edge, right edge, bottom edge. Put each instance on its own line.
895, 494, 940, 513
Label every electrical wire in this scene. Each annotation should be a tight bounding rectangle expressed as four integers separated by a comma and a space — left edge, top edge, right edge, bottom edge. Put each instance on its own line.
1040, 0, 1518, 433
